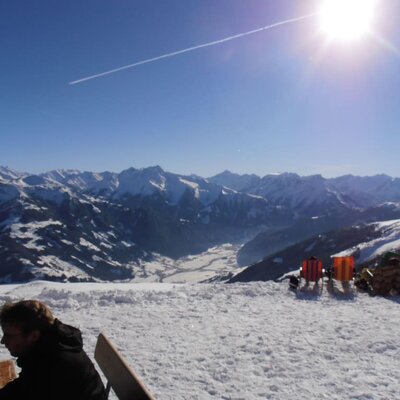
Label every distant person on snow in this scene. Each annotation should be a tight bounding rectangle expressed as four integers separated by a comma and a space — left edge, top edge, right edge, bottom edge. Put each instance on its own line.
0, 300, 106, 400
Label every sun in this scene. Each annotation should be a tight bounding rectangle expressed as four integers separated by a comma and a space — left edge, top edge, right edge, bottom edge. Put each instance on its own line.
319, 0, 377, 42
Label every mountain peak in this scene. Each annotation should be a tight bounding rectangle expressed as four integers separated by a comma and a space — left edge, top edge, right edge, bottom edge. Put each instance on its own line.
208, 171, 260, 192
143, 165, 164, 174
0, 166, 26, 181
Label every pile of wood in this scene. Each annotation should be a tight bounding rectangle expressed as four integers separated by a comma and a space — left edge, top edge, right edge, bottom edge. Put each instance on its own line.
370, 266, 400, 295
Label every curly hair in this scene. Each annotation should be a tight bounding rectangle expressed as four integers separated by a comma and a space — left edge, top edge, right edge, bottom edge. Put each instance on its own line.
0, 300, 55, 333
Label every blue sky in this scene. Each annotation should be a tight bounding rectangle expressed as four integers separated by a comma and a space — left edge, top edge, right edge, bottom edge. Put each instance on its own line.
1, 0, 399, 178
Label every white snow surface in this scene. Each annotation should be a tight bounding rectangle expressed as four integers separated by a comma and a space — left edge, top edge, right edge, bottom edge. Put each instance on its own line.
135, 244, 242, 282
0, 281, 398, 400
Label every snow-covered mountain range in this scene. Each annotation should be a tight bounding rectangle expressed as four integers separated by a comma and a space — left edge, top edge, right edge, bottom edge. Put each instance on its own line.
209, 170, 400, 212
1, 166, 400, 283
0, 166, 280, 282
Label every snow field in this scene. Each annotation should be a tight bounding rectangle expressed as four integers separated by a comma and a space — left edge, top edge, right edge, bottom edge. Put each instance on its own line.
136, 243, 243, 283
0, 281, 398, 399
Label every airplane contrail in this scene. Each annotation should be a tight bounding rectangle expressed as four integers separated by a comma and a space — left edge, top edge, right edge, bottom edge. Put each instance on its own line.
69, 12, 317, 85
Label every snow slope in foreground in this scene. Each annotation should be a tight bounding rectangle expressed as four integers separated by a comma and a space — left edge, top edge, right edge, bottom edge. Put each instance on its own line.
0, 281, 398, 400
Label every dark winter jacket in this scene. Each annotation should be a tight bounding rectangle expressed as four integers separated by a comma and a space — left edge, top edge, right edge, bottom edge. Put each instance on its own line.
0, 319, 107, 400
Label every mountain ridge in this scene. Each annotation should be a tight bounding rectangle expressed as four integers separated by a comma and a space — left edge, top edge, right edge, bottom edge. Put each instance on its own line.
2, 165, 400, 283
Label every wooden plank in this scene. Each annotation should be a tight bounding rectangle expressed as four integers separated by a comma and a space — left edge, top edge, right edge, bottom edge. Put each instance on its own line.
94, 333, 155, 400
0, 359, 17, 389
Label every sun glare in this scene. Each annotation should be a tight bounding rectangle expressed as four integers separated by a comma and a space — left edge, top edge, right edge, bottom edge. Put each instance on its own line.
319, 0, 377, 42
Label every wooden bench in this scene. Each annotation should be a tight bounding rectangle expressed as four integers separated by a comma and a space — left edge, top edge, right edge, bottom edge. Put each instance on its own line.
94, 333, 156, 400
